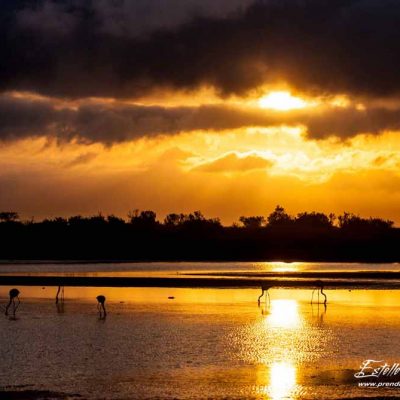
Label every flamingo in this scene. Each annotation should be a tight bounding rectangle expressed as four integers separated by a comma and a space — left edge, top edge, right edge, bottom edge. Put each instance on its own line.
311, 280, 327, 305
258, 285, 272, 306
5, 288, 20, 317
96, 295, 107, 318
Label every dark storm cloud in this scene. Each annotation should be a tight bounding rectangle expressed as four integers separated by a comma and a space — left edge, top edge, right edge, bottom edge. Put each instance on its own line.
1, 0, 400, 99
303, 107, 400, 138
15, 0, 253, 39
0, 94, 277, 143
1, 93, 399, 143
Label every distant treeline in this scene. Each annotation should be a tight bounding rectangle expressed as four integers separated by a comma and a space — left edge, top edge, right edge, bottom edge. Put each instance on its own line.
0, 206, 399, 262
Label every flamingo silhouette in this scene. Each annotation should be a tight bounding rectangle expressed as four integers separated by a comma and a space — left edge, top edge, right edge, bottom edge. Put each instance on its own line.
258, 285, 272, 306
311, 280, 327, 305
5, 288, 20, 317
55, 286, 65, 313
55, 286, 64, 305
96, 295, 106, 318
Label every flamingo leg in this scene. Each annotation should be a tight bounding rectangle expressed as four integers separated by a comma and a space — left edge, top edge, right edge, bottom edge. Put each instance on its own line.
321, 287, 327, 305
11, 298, 16, 316
5, 298, 12, 316
257, 289, 265, 305
266, 290, 271, 306
311, 289, 316, 304
14, 297, 20, 312
56, 286, 61, 304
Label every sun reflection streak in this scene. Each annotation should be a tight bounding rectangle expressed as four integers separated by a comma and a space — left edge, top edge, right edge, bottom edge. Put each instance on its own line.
254, 262, 304, 272
270, 262, 303, 272
269, 361, 297, 400
266, 299, 300, 329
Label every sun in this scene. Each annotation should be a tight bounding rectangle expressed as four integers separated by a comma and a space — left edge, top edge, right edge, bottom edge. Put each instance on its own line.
258, 91, 308, 111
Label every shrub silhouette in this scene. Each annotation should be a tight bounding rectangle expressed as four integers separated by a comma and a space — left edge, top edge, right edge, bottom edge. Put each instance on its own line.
0, 206, 397, 262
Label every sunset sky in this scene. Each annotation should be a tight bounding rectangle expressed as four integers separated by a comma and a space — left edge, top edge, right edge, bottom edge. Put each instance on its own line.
1, 0, 400, 224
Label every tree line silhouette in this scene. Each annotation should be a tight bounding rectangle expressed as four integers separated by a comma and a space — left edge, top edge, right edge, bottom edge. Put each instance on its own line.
0, 206, 398, 261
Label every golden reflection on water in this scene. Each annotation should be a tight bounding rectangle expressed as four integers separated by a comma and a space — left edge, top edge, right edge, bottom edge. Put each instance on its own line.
256, 262, 303, 272
263, 300, 299, 398
269, 361, 297, 400
254, 361, 298, 400
252, 299, 301, 399
4, 285, 400, 399
5, 286, 400, 311
0, 286, 260, 304
265, 299, 300, 329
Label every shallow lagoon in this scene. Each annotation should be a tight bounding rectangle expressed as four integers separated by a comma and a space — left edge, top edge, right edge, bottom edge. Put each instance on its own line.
1, 284, 400, 399
1, 261, 400, 276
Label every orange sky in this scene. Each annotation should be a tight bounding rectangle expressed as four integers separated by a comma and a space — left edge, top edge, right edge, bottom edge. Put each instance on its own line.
2, 1, 400, 224
1, 89, 400, 224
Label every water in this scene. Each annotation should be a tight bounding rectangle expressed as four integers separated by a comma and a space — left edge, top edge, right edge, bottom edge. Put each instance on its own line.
0, 261, 399, 276
1, 263, 400, 399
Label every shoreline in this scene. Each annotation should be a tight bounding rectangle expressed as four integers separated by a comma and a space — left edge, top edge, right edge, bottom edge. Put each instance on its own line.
2, 274, 400, 289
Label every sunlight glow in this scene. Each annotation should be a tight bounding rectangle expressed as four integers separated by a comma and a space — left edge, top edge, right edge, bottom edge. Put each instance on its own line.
268, 262, 302, 272
258, 91, 309, 111
267, 300, 300, 328
269, 361, 297, 400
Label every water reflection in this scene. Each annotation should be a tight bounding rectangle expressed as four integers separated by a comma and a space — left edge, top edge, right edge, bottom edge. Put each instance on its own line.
260, 301, 270, 316
56, 301, 65, 314
257, 262, 302, 272
6, 286, 400, 308
269, 361, 297, 400
4, 286, 400, 399
311, 303, 327, 326
265, 300, 300, 329
254, 300, 314, 399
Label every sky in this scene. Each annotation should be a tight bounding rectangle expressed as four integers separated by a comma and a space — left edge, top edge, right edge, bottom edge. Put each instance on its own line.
1, 0, 400, 224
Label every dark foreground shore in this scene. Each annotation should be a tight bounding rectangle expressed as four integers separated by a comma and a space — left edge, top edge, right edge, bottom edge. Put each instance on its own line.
0, 389, 81, 399
0, 391, 399, 400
